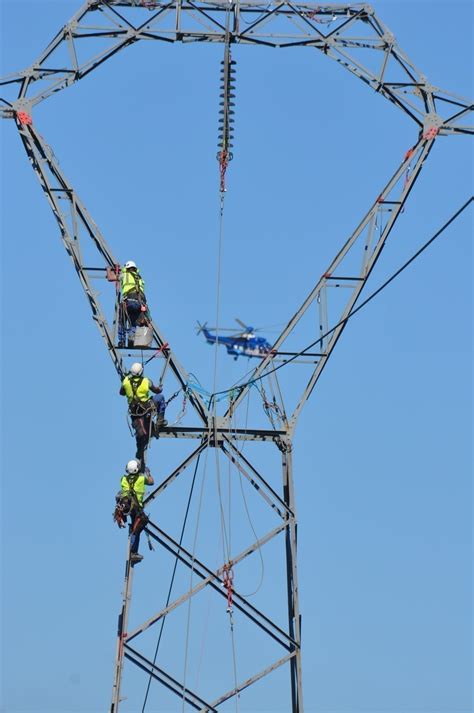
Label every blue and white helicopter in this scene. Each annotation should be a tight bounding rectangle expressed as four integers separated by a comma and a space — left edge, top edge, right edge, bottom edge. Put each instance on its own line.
197, 318, 274, 359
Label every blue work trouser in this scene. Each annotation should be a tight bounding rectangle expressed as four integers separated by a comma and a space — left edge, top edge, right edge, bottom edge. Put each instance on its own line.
152, 393, 166, 415
129, 509, 141, 554
118, 298, 142, 343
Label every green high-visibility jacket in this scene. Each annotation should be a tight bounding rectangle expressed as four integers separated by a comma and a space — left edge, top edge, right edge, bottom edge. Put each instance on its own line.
121, 268, 145, 298
120, 474, 146, 506
122, 376, 151, 404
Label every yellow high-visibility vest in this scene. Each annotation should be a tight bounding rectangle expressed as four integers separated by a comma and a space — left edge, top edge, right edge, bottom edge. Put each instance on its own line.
121, 269, 145, 298
120, 474, 146, 506
122, 376, 151, 404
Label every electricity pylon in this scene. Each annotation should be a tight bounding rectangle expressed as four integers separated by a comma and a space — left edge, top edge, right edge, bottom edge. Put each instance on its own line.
1, 2, 472, 710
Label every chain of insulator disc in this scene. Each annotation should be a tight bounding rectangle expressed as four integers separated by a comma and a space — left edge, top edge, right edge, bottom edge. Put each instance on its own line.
217, 41, 236, 193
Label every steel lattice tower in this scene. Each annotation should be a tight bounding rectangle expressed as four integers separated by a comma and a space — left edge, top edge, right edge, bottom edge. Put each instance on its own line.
1, 2, 472, 711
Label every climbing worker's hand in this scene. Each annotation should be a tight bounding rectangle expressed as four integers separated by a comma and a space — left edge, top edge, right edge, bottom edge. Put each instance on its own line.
144, 469, 154, 486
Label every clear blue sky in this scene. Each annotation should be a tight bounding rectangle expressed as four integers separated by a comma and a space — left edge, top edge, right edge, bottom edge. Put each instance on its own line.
1, 1, 472, 712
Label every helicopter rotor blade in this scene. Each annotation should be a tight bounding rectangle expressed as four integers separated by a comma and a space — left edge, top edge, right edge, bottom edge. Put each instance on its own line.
234, 318, 249, 330
203, 326, 245, 333
196, 320, 208, 335
254, 323, 284, 331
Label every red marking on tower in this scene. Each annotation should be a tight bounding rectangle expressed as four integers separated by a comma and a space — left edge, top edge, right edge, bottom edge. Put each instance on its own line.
17, 111, 32, 125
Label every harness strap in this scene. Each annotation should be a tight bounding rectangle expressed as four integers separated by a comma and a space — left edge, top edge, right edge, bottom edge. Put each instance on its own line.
128, 376, 154, 416
132, 271, 144, 297
125, 474, 142, 512
124, 271, 145, 300
129, 376, 142, 399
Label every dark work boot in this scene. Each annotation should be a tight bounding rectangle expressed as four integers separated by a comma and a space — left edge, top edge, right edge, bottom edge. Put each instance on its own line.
156, 414, 168, 428
130, 552, 143, 564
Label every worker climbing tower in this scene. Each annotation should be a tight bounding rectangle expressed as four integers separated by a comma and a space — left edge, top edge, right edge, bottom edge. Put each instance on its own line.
1, 2, 472, 710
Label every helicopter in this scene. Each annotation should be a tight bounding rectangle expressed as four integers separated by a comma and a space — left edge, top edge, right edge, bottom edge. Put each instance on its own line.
197, 318, 274, 359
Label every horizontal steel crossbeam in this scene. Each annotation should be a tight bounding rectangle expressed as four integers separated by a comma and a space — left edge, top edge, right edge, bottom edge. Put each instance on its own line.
1, 2, 472, 134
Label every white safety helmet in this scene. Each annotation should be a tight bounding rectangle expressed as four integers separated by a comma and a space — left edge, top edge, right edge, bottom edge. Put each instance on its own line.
130, 362, 143, 377
126, 459, 140, 475
124, 260, 137, 270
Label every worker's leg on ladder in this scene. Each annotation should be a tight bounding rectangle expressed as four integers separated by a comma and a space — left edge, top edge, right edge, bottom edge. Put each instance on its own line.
118, 303, 127, 347
152, 393, 166, 415
129, 510, 140, 554
132, 416, 147, 462
125, 299, 141, 345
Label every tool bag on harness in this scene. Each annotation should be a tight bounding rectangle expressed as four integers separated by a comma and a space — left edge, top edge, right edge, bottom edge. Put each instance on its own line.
113, 476, 149, 532
113, 495, 149, 533
113, 492, 132, 528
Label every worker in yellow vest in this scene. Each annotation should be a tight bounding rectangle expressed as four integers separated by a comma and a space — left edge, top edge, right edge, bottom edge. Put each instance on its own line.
120, 362, 167, 461
118, 260, 148, 348
116, 459, 154, 564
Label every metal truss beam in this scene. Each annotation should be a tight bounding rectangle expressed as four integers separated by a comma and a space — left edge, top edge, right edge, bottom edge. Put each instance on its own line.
221, 437, 293, 519
111, 436, 302, 711
132, 518, 293, 648
157, 425, 287, 441
206, 651, 295, 709
1, 2, 472, 135
13, 117, 210, 424
2, 4, 471, 711
124, 645, 217, 711
110, 552, 135, 710
226, 129, 436, 421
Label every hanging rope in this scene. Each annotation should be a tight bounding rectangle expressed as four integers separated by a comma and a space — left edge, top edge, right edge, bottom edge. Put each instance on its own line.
211, 15, 241, 705
210, 5, 235, 575
141, 454, 202, 712
171, 392, 188, 426
228, 607, 240, 712
270, 369, 288, 424
230, 388, 265, 598
181, 418, 214, 711
211, 179, 231, 572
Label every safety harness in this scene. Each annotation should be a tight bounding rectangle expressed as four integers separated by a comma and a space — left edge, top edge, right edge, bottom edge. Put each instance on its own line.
119, 270, 148, 343
123, 270, 145, 302
127, 376, 155, 417
113, 473, 149, 534
113, 492, 132, 528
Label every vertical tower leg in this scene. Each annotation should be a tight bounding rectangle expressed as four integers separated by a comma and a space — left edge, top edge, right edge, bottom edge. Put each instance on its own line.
110, 548, 135, 713
282, 442, 304, 711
